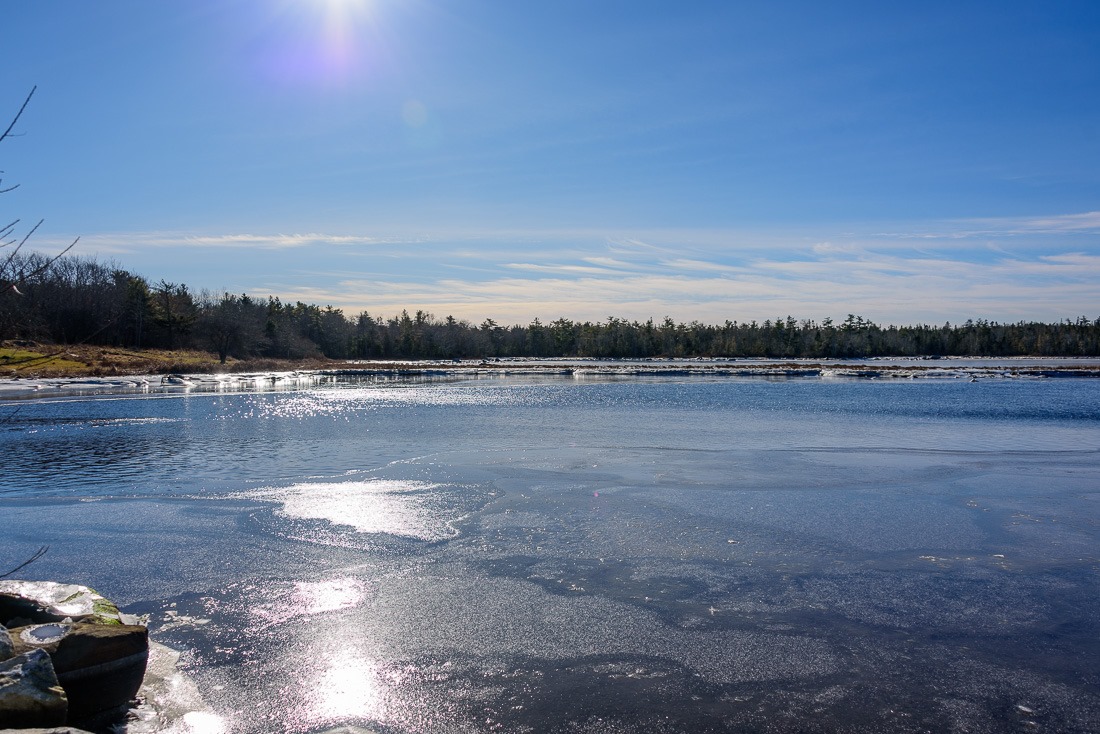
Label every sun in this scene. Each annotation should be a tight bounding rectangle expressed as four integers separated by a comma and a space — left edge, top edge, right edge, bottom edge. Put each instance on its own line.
313, 0, 376, 23
277, 0, 377, 32
263, 0, 383, 84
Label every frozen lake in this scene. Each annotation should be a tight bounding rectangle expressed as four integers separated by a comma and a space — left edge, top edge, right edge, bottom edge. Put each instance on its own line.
1, 373, 1098, 733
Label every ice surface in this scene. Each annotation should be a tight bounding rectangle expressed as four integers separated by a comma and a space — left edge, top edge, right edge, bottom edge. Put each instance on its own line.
1, 374, 1098, 732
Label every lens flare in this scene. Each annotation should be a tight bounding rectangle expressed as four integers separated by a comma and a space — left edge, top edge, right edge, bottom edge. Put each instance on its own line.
260, 0, 381, 86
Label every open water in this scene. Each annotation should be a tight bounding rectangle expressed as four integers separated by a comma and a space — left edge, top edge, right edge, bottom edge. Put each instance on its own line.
1, 373, 1099, 733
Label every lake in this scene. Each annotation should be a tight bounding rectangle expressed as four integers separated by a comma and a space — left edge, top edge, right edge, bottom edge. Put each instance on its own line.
1, 370, 1098, 733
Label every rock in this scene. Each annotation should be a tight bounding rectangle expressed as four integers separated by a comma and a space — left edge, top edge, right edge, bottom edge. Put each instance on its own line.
0, 729, 94, 734
0, 583, 147, 728
0, 581, 123, 627
0, 626, 12, 662
0, 649, 68, 729
11, 623, 148, 726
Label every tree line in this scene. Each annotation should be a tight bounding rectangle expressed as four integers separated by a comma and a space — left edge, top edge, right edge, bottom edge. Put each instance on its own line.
4, 90, 1098, 364
2, 251, 1098, 361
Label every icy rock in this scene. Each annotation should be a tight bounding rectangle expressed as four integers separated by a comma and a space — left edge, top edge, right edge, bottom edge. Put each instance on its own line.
0, 581, 123, 627
11, 623, 148, 725
0, 649, 68, 729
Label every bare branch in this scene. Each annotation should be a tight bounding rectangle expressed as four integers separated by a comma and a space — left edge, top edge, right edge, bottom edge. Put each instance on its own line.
0, 219, 79, 294
0, 170, 19, 194
0, 545, 49, 580
0, 86, 35, 145
0, 403, 22, 426
10, 236, 79, 285
13, 218, 43, 252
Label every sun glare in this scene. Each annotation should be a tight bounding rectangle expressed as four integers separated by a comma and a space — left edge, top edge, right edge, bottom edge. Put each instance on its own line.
262, 0, 384, 85
313, 0, 376, 29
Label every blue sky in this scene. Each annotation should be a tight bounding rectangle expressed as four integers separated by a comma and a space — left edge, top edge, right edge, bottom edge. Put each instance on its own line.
4, 0, 1099, 325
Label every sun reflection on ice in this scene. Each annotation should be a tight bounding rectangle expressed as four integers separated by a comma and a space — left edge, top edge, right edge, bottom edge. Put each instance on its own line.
273, 480, 453, 540
311, 650, 387, 723
178, 711, 229, 734
247, 578, 394, 727
294, 578, 366, 615
251, 577, 369, 629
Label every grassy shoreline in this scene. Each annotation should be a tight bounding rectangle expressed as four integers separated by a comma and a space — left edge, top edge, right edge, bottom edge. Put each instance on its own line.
0, 343, 341, 378
4, 342, 1100, 381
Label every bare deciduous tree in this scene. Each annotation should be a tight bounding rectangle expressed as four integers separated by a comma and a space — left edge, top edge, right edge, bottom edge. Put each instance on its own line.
1, 87, 78, 298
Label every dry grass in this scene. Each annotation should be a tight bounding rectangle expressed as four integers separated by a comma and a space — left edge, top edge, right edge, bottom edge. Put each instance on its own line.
0, 346, 90, 375
0, 342, 341, 378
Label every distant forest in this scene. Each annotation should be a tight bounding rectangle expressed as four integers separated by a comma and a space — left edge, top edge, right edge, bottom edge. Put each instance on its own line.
2, 252, 1099, 361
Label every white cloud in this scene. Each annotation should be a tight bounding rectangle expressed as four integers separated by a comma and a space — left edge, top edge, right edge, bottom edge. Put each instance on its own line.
872, 210, 1100, 241
23, 214, 1099, 326
1036, 252, 1100, 268
1010, 211, 1100, 233
659, 258, 746, 274
582, 256, 638, 269
502, 262, 627, 276
270, 250, 1098, 325
60, 230, 400, 253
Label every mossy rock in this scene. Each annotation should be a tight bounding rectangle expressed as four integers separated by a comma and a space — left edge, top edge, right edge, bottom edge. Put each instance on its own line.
0, 582, 122, 627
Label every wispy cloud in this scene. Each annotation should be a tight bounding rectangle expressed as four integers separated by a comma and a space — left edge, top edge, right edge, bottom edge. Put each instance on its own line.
659, 258, 746, 274
502, 262, 626, 276
27, 211, 1100, 325
995, 211, 1100, 233
62, 231, 397, 254
871, 210, 1100, 241
264, 247, 1099, 324
46, 207, 1100, 257
605, 237, 681, 256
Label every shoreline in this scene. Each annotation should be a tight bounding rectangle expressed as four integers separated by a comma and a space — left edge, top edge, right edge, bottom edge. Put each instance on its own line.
2, 356, 1100, 401
3, 342, 1100, 380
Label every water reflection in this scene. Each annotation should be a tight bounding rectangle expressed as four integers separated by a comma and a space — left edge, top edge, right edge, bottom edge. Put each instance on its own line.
294, 578, 366, 615
245, 578, 392, 730
249, 480, 453, 540
310, 650, 387, 724
250, 578, 369, 632
177, 711, 229, 734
